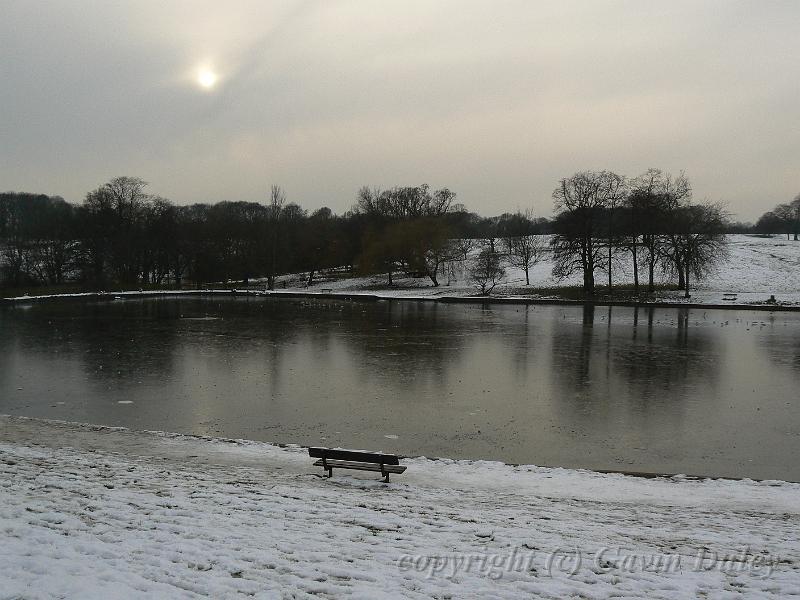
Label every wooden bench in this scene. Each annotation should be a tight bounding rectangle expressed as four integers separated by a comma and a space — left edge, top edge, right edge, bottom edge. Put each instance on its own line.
309, 447, 406, 482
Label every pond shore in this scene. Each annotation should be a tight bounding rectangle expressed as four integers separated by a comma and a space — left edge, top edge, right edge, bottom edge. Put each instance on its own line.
4, 286, 800, 312
1, 415, 799, 598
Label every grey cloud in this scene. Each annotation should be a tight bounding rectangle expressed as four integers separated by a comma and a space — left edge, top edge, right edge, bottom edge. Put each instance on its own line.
1, 0, 798, 220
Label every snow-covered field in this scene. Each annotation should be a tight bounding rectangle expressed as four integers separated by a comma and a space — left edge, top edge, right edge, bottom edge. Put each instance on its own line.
278, 234, 800, 306
2, 415, 799, 599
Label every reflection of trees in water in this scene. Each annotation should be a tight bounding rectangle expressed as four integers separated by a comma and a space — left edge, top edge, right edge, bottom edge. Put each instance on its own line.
482, 304, 548, 382
549, 305, 598, 395
613, 307, 722, 404
5, 299, 728, 424
757, 314, 800, 373
0, 308, 19, 387
3, 300, 182, 386
4, 297, 470, 401
222, 297, 453, 397
198, 298, 474, 396
181, 297, 310, 397
334, 300, 467, 388
548, 305, 724, 422
4, 297, 315, 385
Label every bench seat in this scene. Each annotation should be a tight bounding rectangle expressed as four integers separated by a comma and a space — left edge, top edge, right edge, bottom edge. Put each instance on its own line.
313, 459, 406, 474
309, 446, 406, 481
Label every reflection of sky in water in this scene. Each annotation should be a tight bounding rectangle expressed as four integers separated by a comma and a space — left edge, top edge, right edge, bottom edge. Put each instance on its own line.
1, 298, 799, 481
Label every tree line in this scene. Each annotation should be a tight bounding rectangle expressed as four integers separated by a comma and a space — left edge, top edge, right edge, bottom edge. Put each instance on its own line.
0, 177, 547, 291
3, 171, 793, 297
754, 195, 800, 240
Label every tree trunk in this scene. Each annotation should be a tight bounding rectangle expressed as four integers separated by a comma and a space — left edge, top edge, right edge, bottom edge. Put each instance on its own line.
583, 239, 594, 296
524, 266, 530, 286
607, 244, 612, 290
584, 270, 595, 296
429, 267, 439, 287
632, 243, 639, 295
684, 267, 690, 299
307, 269, 315, 286
269, 227, 278, 290
676, 255, 686, 290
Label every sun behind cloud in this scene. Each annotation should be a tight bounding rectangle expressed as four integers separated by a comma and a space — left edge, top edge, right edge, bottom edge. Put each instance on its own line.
196, 68, 218, 90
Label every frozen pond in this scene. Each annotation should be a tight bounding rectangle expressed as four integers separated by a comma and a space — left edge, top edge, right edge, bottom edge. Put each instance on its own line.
2, 296, 799, 481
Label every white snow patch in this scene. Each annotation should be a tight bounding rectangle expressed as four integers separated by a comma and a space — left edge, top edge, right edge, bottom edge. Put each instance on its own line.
277, 234, 800, 306
0, 416, 798, 598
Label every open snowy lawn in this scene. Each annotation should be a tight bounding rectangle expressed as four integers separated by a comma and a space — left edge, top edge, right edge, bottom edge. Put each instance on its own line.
1, 416, 799, 599
281, 234, 800, 305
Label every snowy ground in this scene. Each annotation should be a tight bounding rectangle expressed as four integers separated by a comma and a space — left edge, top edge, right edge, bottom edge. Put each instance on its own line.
2, 415, 799, 599
275, 234, 800, 306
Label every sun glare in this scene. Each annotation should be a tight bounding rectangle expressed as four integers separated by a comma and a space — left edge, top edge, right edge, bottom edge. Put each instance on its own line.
197, 68, 218, 89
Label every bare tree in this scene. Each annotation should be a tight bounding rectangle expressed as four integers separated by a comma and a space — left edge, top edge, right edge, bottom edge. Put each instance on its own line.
786, 195, 800, 241
266, 184, 285, 290
355, 186, 383, 216
354, 184, 455, 219
626, 169, 692, 293
389, 218, 455, 287
303, 207, 335, 287
453, 237, 475, 261
358, 225, 401, 285
756, 197, 800, 240
422, 239, 457, 287
599, 191, 626, 291
550, 170, 625, 295
773, 204, 795, 240
0, 194, 78, 287
469, 247, 505, 295
663, 202, 729, 298
504, 235, 544, 285
429, 187, 457, 217
84, 176, 154, 285
794, 194, 800, 241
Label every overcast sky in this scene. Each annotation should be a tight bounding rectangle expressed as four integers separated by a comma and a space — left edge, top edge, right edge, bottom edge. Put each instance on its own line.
1, 1, 797, 220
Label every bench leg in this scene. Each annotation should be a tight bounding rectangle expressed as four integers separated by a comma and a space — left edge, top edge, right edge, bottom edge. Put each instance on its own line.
327, 468, 332, 478
384, 473, 389, 483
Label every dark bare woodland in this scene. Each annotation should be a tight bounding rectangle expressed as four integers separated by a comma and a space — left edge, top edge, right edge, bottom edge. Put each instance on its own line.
0, 173, 790, 295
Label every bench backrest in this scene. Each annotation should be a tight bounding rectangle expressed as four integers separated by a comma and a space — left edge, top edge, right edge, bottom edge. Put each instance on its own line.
308, 446, 400, 465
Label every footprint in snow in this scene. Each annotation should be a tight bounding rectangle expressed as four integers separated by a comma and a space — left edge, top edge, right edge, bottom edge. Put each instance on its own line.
384, 434, 399, 439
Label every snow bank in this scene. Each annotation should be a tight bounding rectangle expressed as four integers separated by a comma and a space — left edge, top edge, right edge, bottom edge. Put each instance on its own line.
1, 416, 798, 598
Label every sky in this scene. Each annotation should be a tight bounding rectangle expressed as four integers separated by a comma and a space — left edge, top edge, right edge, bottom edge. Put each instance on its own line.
1, 1, 797, 221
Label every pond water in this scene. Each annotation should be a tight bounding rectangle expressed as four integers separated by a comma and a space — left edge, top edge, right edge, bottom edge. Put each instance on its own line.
2, 297, 799, 481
